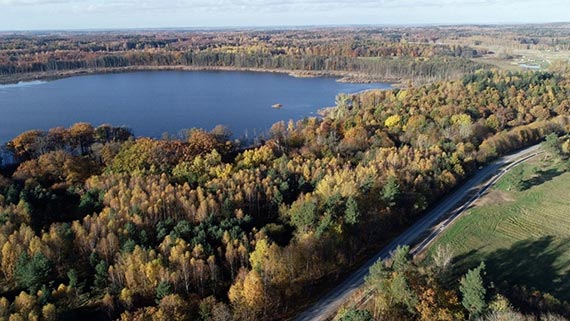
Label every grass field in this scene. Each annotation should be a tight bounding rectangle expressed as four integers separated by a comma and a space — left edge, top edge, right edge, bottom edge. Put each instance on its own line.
428, 155, 570, 301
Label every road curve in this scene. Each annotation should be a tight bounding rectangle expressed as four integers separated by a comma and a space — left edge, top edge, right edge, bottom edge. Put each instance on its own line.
294, 144, 542, 321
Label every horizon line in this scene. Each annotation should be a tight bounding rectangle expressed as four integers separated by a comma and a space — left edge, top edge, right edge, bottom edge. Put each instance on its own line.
2, 21, 570, 33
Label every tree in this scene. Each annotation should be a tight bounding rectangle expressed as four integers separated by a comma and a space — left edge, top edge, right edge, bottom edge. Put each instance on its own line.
338, 308, 373, 321
93, 260, 109, 291
156, 281, 173, 303
69, 122, 95, 155
42, 303, 57, 321
365, 248, 418, 317
211, 125, 232, 142
198, 296, 217, 321
460, 262, 487, 319
249, 239, 270, 273
211, 302, 232, 321
431, 245, 454, 281
187, 129, 220, 155
8, 130, 44, 160
416, 286, 462, 321
340, 127, 369, 153
14, 252, 52, 292
543, 133, 563, 159
0, 297, 9, 320
382, 176, 400, 207
385, 115, 402, 131
156, 294, 188, 321
390, 272, 419, 313
228, 269, 257, 320
487, 294, 512, 313
242, 270, 266, 315
100, 293, 115, 318
344, 197, 360, 225
13, 291, 39, 320
391, 245, 411, 273
288, 196, 317, 234
365, 259, 391, 316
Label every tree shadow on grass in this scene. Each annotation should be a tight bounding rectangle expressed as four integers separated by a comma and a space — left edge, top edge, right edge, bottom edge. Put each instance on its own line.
484, 236, 570, 301
440, 248, 484, 286
447, 237, 570, 301
521, 168, 566, 191
450, 248, 483, 275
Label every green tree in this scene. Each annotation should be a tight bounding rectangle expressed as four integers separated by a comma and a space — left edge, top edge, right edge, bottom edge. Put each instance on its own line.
365, 247, 418, 316
382, 176, 400, 207
391, 245, 411, 273
67, 268, 79, 289
15, 252, 52, 292
289, 197, 317, 234
67, 268, 82, 301
38, 284, 52, 305
93, 260, 108, 291
543, 133, 563, 159
156, 281, 173, 303
390, 272, 418, 313
344, 197, 360, 225
460, 262, 487, 319
338, 308, 373, 321
365, 259, 390, 291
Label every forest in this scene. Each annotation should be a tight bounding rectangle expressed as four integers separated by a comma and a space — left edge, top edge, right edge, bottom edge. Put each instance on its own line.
337, 244, 570, 321
0, 27, 490, 85
1, 70, 570, 320
1, 24, 569, 87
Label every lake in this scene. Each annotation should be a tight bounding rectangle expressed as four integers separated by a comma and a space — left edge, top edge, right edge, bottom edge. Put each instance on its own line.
0, 71, 390, 143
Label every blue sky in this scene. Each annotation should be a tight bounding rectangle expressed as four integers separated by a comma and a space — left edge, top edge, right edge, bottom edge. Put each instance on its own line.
1, 0, 568, 31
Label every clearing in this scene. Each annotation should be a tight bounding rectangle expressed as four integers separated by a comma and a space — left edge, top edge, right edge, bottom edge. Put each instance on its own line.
427, 155, 570, 301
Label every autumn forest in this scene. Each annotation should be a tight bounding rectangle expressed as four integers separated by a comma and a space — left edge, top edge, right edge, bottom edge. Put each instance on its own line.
1, 25, 570, 321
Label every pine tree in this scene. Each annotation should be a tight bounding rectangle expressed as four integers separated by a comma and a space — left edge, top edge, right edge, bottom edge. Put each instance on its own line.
382, 176, 400, 207
344, 197, 360, 225
156, 281, 173, 303
14, 252, 52, 292
460, 262, 487, 319
93, 260, 109, 291
391, 245, 411, 273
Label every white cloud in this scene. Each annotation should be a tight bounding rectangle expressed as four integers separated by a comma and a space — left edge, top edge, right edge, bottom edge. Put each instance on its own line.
0, 0, 567, 30
0, 0, 70, 5
0, 0, 534, 10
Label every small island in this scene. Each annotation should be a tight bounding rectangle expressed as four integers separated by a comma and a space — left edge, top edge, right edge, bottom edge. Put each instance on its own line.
272, 103, 283, 109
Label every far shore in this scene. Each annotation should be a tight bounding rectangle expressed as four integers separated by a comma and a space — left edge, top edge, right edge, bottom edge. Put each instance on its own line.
0, 65, 402, 86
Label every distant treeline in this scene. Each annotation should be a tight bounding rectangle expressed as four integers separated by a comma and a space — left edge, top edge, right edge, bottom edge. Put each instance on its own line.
0, 52, 485, 83
0, 29, 487, 83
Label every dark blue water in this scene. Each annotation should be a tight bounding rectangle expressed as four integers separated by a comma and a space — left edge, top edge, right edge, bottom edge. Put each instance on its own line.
0, 71, 390, 143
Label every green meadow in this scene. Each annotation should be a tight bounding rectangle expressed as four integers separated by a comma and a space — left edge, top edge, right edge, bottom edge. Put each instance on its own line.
429, 156, 570, 301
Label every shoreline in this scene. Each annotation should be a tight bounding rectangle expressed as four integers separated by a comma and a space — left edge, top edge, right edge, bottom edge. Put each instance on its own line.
0, 65, 401, 86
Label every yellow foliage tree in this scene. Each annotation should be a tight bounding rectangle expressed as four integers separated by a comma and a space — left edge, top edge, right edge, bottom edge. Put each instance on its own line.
385, 115, 402, 130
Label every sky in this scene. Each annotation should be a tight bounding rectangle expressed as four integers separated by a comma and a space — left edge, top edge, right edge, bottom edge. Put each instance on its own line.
1, 0, 569, 31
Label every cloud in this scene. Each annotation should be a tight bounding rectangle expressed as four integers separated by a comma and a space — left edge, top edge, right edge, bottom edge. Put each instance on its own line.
81, 0, 558, 17
0, 0, 533, 10
0, 0, 71, 5
1, 0, 567, 29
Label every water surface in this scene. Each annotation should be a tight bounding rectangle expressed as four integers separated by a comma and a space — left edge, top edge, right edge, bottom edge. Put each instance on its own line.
0, 71, 390, 143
